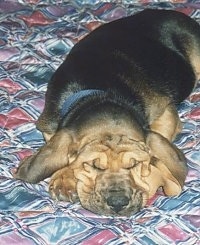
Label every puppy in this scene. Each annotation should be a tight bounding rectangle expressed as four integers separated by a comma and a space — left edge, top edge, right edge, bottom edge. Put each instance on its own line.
14, 9, 200, 216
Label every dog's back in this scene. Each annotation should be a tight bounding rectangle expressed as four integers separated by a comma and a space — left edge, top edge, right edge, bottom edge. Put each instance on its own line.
55, 9, 200, 103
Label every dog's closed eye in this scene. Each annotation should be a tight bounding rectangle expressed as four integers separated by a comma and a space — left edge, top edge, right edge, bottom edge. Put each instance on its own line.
93, 159, 107, 170
83, 158, 107, 171
123, 158, 140, 170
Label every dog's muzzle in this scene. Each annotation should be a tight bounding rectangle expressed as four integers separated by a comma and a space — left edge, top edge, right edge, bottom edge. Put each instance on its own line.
84, 172, 145, 216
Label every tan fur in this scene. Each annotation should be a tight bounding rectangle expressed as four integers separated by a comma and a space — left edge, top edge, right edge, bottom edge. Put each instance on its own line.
187, 42, 200, 81
14, 129, 75, 183
47, 130, 186, 215
150, 104, 182, 141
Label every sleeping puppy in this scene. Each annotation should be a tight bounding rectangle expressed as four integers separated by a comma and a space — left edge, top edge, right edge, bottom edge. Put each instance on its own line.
14, 9, 200, 216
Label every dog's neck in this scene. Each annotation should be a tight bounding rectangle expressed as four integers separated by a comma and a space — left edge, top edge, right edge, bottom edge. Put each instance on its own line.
61, 89, 104, 117
59, 89, 147, 135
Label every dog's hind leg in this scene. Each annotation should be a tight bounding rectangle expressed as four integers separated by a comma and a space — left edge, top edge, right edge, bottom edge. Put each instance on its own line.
150, 104, 182, 142
188, 42, 200, 82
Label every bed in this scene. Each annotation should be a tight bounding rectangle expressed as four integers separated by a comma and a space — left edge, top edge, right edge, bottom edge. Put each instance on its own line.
0, 1, 199, 244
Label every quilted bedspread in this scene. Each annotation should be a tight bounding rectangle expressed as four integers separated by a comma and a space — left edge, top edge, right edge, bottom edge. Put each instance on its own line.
0, 1, 199, 244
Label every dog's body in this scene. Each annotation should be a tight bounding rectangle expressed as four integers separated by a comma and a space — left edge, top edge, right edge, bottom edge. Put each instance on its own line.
15, 9, 200, 216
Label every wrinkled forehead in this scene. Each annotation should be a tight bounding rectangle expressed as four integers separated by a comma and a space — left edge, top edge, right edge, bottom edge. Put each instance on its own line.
97, 151, 150, 171
77, 136, 150, 170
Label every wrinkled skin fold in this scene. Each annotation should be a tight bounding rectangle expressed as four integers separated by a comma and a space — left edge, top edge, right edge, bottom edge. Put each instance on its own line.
15, 132, 187, 216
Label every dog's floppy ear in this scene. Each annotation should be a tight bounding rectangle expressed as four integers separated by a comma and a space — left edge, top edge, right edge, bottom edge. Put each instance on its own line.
14, 129, 77, 183
146, 131, 188, 196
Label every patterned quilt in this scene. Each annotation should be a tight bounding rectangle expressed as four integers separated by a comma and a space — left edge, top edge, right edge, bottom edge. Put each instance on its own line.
0, 1, 199, 244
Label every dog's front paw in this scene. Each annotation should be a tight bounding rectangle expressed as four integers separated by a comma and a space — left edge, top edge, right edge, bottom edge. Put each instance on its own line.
49, 167, 79, 203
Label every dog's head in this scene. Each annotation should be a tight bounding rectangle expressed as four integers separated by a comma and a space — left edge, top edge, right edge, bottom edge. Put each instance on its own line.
15, 129, 187, 216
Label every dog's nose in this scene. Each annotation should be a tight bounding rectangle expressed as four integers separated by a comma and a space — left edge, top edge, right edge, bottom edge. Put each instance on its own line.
107, 195, 129, 213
